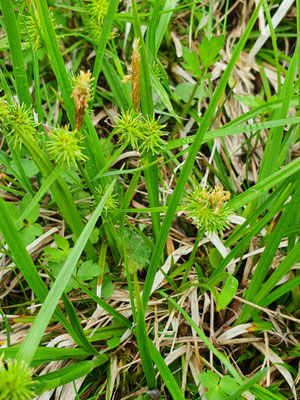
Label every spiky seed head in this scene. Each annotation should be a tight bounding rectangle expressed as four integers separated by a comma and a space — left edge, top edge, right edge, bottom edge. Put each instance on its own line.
114, 109, 143, 150
183, 184, 232, 234
47, 125, 87, 168
95, 185, 118, 211
139, 115, 166, 155
0, 355, 36, 400
23, 3, 58, 51
85, 0, 109, 41
3, 103, 38, 148
114, 110, 166, 155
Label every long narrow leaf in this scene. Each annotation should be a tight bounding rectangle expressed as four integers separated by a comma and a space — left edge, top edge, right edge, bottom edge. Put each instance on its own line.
17, 165, 63, 225
0, 196, 90, 351
209, 182, 294, 282
15, 177, 117, 365
227, 157, 300, 211
75, 279, 131, 329
238, 184, 300, 323
34, 0, 107, 177
34, 0, 74, 123
16, 127, 96, 259
0, 0, 31, 107
131, 0, 160, 239
35, 356, 108, 394
142, 1, 263, 307
148, 341, 185, 400
226, 369, 267, 400
0, 347, 90, 366
158, 290, 243, 383
166, 117, 300, 151
133, 273, 156, 389
91, 0, 120, 103
258, 49, 297, 181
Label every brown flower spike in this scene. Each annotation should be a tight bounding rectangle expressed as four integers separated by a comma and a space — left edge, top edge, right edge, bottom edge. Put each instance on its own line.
131, 39, 141, 111
122, 39, 141, 111
71, 70, 94, 130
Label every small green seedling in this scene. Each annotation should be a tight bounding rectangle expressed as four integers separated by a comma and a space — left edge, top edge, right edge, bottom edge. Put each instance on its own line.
198, 370, 243, 400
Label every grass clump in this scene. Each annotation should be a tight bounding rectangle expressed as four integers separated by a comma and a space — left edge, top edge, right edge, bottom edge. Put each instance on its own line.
0, 0, 299, 399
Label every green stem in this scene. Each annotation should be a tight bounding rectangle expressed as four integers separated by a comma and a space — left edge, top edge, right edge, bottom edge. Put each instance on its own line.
17, 130, 96, 260
182, 228, 204, 286
133, 270, 157, 389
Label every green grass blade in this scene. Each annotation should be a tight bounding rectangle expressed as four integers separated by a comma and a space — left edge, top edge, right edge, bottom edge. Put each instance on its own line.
260, 274, 300, 307
0, 196, 90, 350
148, 341, 185, 400
74, 279, 131, 329
238, 184, 300, 323
118, 170, 142, 323
131, 1, 161, 239
145, 0, 161, 59
0, 66, 13, 102
226, 369, 267, 400
0, 0, 31, 107
16, 129, 96, 259
133, 272, 156, 389
91, 0, 120, 103
208, 182, 294, 284
258, 49, 297, 181
34, 0, 107, 177
17, 165, 63, 226
262, 0, 281, 95
22, 14, 43, 122
60, 294, 99, 356
253, 239, 300, 306
0, 151, 25, 191
15, 177, 117, 365
34, 0, 74, 123
251, 385, 287, 400
0, 347, 90, 366
0, 196, 48, 303
159, 290, 243, 383
102, 56, 131, 110
83, 115, 109, 180
150, 70, 179, 120
35, 356, 108, 394
225, 182, 294, 247
120, 170, 141, 229
8, 146, 34, 195
142, 1, 263, 308
166, 117, 300, 151
143, 156, 160, 240
151, 0, 179, 62
227, 157, 300, 211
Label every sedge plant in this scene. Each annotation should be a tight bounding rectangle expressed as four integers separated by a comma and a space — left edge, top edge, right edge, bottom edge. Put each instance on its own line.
0, 0, 299, 399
